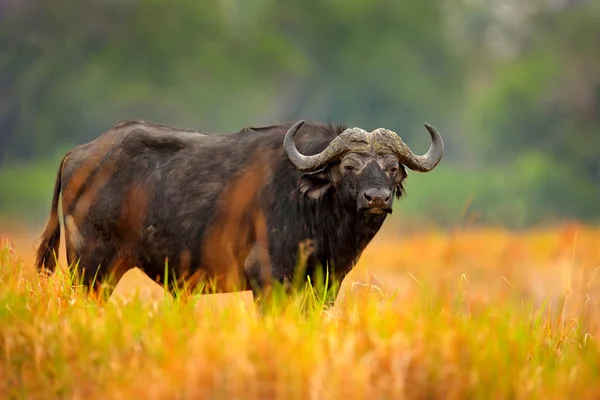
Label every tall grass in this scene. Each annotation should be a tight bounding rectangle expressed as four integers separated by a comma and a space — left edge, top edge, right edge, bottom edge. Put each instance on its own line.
1, 224, 600, 399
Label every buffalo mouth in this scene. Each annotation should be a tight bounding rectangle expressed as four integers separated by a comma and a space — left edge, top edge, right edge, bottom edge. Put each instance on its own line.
359, 206, 393, 215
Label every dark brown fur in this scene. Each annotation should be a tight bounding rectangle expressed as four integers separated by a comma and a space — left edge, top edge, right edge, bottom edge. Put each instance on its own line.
35, 118, 411, 299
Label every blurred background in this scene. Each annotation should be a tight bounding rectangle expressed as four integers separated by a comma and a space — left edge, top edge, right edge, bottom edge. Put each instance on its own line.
1, 0, 599, 230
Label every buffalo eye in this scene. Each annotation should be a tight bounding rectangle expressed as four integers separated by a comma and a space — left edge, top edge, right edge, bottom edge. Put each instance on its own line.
341, 156, 362, 172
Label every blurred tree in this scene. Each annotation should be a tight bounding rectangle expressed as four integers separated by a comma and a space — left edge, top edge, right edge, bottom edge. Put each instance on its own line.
0, 0, 598, 225
0, 0, 133, 160
265, 0, 466, 153
0, 0, 465, 162
0, 0, 302, 162
464, 0, 600, 221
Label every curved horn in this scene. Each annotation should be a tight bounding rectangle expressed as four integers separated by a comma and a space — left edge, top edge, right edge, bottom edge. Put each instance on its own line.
391, 123, 444, 172
284, 120, 359, 172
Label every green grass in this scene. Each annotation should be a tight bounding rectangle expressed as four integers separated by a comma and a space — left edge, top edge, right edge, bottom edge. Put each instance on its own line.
2, 228, 600, 398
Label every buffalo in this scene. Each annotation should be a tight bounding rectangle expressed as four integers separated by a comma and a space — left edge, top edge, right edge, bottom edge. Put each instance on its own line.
35, 118, 443, 300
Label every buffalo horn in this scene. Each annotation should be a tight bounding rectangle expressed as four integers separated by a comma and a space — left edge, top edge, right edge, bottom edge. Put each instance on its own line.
284, 120, 362, 172
389, 123, 444, 172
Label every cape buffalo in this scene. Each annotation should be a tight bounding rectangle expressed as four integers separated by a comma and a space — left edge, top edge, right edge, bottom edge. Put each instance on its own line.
35, 118, 443, 299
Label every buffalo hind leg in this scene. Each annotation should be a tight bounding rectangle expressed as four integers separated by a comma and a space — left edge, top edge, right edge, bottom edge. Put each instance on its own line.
73, 241, 124, 294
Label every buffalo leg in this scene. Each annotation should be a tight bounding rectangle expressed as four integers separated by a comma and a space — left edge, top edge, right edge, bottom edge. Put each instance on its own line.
72, 241, 120, 289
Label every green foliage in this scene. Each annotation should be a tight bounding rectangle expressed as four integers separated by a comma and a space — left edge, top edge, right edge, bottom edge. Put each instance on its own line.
394, 151, 599, 228
0, 0, 598, 226
0, 159, 59, 223
461, 1, 600, 225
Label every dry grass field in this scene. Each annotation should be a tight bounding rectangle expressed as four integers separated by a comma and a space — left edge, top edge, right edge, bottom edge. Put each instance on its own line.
1, 221, 600, 399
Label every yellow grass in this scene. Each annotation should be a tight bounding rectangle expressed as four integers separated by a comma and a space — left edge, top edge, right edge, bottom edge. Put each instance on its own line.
1, 222, 600, 398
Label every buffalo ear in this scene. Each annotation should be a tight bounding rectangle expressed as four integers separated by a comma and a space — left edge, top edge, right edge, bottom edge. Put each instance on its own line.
393, 166, 408, 200
298, 170, 332, 200
393, 179, 407, 200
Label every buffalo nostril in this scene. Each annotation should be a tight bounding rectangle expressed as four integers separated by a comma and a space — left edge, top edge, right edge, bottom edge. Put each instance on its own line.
364, 189, 391, 204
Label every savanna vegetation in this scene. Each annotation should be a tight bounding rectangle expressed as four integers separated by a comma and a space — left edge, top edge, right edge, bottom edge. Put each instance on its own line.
1, 223, 600, 398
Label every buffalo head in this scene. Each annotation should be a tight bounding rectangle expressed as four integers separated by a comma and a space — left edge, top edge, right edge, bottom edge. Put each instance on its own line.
284, 120, 444, 214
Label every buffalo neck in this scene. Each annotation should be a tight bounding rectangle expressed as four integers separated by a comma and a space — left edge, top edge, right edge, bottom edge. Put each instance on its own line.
289, 189, 387, 283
